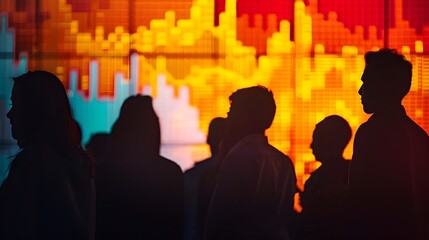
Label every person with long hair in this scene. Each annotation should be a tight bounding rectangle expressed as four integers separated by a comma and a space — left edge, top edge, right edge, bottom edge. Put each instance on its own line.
95, 95, 183, 240
0, 71, 94, 240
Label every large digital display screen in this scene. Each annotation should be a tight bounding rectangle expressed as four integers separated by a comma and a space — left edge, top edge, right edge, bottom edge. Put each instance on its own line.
1, 0, 428, 187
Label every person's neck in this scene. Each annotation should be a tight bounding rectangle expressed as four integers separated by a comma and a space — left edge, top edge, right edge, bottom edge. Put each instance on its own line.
321, 155, 345, 166
373, 103, 404, 115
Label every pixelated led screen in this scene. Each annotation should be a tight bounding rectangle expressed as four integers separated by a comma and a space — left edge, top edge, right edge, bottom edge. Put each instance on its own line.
1, 0, 428, 187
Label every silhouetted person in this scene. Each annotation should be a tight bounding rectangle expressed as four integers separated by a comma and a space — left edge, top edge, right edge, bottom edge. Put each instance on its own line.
85, 133, 111, 165
204, 86, 297, 240
184, 117, 227, 240
73, 119, 83, 145
0, 71, 94, 240
349, 49, 429, 240
95, 95, 184, 240
294, 115, 352, 240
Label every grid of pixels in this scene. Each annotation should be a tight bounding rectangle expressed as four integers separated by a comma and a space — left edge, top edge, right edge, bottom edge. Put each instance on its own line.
1, 0, 428, 186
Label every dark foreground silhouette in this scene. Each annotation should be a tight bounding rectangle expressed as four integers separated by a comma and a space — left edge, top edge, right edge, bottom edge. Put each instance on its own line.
86, 133, 111, 165
292, 115, 352, 240
2, 51, 428, 240
95, 95, 184, 240
184, 117, 227, 240
349, 49, 429, 240
0, 71, 94, 240
204, 86, 297, 240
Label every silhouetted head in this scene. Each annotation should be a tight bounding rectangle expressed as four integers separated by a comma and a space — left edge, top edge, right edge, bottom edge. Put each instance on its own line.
6, 70, 77, 151
206, 117, 227, 156
359, 48, 412, 114
310, 115, 352, 163
111, 95, 160, 156
86, 133, 110, 162
227, 85, 276, 135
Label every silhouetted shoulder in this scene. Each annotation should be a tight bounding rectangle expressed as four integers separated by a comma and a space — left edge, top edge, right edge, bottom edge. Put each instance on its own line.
221, 135, 294, 174
267, 144, 294, 164
154, 156, 184, 190
159, 156, 183, 173
354, 117, 386, 144
186, 157, 216, 173
354, 121, 374, 139
405, 115, 429, 137
355, 115, 377, 130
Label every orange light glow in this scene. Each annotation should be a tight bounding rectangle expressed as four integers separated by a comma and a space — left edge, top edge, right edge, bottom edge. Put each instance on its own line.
1, 0, 428, 187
